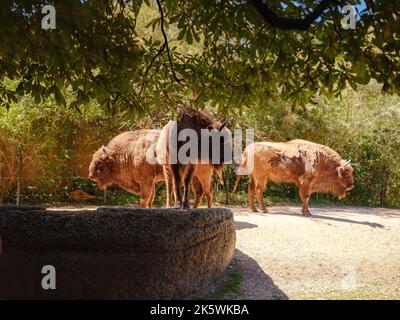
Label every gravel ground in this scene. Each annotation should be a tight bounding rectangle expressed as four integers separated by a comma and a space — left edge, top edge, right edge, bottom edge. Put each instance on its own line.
228, 205, 400, 300
46, 204, 400, 299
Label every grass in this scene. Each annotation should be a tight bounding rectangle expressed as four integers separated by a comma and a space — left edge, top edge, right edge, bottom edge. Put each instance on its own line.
190, 268, 242, 300
3, 180, 394, 209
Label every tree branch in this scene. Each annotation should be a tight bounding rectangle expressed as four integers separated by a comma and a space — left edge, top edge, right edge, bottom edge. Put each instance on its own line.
250, 0, 340, 31
155, 0, 183, 82
140, 42, 166, 95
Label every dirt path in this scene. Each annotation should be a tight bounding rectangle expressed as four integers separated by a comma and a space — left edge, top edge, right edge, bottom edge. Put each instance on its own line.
46, 204, 400, 299
228, 205, 400, 300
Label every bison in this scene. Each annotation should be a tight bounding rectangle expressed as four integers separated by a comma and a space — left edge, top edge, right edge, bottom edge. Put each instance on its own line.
233, 139, 354, 215
89, 129, 221, 208
156, 108, 230, 209
89, 130, 164, 207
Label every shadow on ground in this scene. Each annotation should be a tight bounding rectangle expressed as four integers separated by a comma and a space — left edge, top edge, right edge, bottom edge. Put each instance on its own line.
270, 210, 385, 228
233, 205, 386, 228
235, 221, 258, 230
226, 250, 288, 300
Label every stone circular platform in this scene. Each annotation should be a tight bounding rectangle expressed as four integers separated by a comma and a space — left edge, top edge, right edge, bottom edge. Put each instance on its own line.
0, 206, 236, 299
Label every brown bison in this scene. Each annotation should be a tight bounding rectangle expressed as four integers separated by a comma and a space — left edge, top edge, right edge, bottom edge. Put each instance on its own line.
89, 130, 164, 207
233, 139, 354, 215
89, 130, 221, 208
156, 108, 230, 209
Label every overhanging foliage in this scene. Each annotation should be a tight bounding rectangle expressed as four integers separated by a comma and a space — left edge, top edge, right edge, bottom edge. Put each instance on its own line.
0, 0, 399, 114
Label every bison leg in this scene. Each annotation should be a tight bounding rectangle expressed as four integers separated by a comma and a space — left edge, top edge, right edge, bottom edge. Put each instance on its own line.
164, 166, 174, 207
183, 164, 195, 210
205, 189, 213, 208
256, 180, 268, 213
193, 192, 204, 208
299, 184, 312, 216
171, 164, 183, 209
139, 182, 154, 208
192, 176, 203, 208
149, 184, 156, 208
167, 180, 174, 208
202, 175, 213, 208
248, 176, 257, 212
193, 174, 213, 208
203, 180, 213, 208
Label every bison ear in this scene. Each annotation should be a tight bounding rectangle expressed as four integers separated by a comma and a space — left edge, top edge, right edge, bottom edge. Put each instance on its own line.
100, 145, 115, 162
100, 145, 109, 159
216, 118, 227, 131
336, 166, 344, 177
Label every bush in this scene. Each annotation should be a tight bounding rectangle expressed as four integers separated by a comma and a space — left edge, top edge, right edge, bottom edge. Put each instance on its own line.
1, 82, 400, 208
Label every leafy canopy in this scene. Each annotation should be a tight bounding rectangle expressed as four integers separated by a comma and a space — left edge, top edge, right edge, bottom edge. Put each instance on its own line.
0, 0, 399, 114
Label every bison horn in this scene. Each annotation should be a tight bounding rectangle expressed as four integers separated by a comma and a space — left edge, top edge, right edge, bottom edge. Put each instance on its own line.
344, 159, 351, 166
217, 118, 228, 131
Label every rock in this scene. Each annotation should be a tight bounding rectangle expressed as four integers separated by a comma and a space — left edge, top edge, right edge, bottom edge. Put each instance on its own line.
0, 206, 236, 299
68, 190, 96, 201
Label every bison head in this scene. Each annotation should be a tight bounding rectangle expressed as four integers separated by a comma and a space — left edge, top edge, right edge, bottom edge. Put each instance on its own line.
206, 117, 231, 164
168, 108, 231, 165
336, 159, 354, 199
208, 117, 227, 131
88, 146, 116, 190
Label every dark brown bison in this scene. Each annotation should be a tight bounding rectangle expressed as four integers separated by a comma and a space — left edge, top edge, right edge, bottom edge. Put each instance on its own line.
233, 139, 354, 215
156, 108, 230, 209
89, 130, 222, 208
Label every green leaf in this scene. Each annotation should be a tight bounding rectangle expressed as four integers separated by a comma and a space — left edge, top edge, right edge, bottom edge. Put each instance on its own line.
186, 29, 193, 45
193, 30, 201, 43
177, 28, 186, 41
53, 86, 66, 106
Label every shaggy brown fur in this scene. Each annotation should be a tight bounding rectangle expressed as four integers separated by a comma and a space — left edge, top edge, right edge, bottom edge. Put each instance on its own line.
89, 130, 164, 208
177, 107, 215, 128
89, 130, 221, 208
157, 108, 228, 209
233, 139, 354, 215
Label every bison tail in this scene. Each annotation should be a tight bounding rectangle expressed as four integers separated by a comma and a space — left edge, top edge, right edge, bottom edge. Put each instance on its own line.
232, 175, 242, 193
231, 151, 248, 193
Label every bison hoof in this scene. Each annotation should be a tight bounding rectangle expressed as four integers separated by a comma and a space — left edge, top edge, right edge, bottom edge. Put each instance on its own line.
250, 207, 257, 213
173, 203, 183, 209
302, 210, 311, 216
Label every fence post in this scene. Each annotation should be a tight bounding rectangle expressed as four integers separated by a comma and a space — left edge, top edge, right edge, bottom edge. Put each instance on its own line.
103, 189, 107, 205
380, 184, 386, 207
225, 168, 230, 205
16, 147, 23, 206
